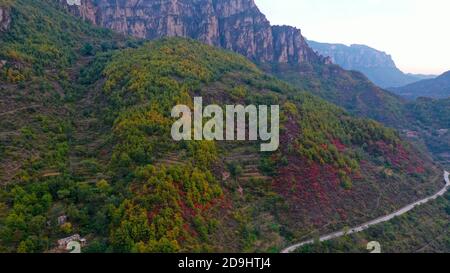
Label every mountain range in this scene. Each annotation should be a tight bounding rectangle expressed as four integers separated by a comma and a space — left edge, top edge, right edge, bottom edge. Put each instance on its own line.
0, 0, 448, 253
57, 0, 449, 205
307, 41, 436, 89
59, 0, 325, 65
58, 0, 410, 128
391, 71, 450, 100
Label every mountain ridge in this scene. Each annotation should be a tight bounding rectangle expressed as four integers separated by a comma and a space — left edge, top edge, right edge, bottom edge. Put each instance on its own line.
58, 0, 325, 65
392, 70, 450, 100
57, 0, 411, 129
307, 40, 436, 89
54, 0, 449, 167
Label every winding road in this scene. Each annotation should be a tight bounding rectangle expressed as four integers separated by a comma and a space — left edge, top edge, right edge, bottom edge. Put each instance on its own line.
281, 171, 450, 253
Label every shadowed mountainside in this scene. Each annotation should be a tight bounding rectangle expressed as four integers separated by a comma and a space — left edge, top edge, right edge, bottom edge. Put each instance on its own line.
391, 71, 450, 100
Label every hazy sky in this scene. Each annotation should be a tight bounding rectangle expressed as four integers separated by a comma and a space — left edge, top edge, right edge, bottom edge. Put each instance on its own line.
255, 0, 449, 75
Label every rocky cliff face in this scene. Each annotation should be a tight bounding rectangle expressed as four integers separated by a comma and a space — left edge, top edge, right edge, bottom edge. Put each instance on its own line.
309, 42, 398, 69
307, 41, 436, 88
0, 6, 11, 32
272, 26, 321, 64
59, 0, 323, 65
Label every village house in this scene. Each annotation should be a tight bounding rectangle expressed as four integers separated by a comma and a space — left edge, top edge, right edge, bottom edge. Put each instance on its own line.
58, 234, 80, 249
57, 234, 87, 249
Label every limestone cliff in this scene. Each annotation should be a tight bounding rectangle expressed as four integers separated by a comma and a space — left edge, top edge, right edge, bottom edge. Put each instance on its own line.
59, 0, 324, 65
307, 41, 436, 88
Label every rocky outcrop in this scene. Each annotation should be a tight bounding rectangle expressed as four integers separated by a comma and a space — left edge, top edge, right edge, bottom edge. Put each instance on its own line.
309, 42, 399, 69
272, 25, 319, 64
58, 0, 324, 65
0, 6, 11, 32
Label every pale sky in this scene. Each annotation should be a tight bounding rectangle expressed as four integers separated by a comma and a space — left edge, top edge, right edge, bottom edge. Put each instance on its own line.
255, 0, 450, 75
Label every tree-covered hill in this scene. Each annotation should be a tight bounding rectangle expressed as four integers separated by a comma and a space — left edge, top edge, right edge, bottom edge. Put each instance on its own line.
265, 59, 448, 168
404, 98, 450, 167
91, 38, 440, 251
52, 0, 446, 177
295, 191, 450, 253
264, 62, 408, 128
0, 0, 444, 253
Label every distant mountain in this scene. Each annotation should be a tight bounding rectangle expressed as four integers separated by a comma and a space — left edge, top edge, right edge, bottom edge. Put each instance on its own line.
308, 41, 435, 88
391, 71, 450, 100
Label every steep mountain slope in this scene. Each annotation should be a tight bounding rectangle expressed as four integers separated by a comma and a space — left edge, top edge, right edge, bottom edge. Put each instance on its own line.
265, 51, 447, 166
405, 98, 450, 167
0, 0, 129, 186
392, 71, 450, 100
265, 61, 407, 127
57, 0, 450, 173
0, 0, 443, 253
0, 0, 142, 252
101, 39, 442, 250
53, 0, 444, 175
407, 98, 450, 129
59, 0, 323, 65
308, 41, 435, 89
296, 191, 450, 253
58, 0, 412, 130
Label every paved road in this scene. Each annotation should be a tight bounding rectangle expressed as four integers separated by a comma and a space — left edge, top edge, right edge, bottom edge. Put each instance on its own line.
281, 171, 450, 253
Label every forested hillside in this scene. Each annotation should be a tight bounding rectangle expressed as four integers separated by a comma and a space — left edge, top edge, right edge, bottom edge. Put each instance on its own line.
0, 0, 444, 253
56, 0, 448, 175
266, 60, 449, 168
264, 62, 407, 127
405, 98, 450, 167
295, 191, 450, 253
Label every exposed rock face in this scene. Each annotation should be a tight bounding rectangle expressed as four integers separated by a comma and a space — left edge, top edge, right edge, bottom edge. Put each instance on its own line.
272, 26, 319, 64
310, 42, 398, 69
0, 6, 11, 32
308, 41, 436, 88
58, 0, 323, 65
